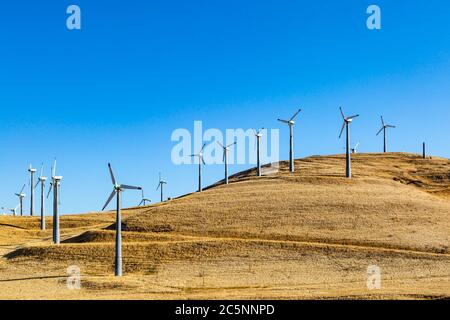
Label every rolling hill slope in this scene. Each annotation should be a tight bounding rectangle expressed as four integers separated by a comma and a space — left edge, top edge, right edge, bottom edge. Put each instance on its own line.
1, 153, 449, 299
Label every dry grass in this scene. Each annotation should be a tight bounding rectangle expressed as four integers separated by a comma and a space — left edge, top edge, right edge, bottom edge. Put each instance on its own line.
0, 153, 449, 299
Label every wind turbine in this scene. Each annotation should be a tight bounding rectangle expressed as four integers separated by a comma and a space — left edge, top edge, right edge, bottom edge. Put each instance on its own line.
47, 159, 62, 244
277, 109, 301, 173
351, 142, 360, 154
35, 164, 47, 230
1, 205, 19, 216
139, 189, 151, 206
339, 107, 359, 178
190, 143, 206, 192
28, 164, 37, 216
217, 141, 236, 185
156, 172, 167, 202
376, 116, 396, 153
15, 185, 26, 216
102, 163, 142, 277
254, 129, 264, 177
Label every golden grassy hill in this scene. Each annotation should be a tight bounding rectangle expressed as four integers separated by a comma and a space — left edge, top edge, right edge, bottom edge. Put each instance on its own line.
1, 152, 449, 299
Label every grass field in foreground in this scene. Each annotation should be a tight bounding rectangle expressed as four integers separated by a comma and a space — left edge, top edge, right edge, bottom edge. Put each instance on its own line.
0, 153, 449, 299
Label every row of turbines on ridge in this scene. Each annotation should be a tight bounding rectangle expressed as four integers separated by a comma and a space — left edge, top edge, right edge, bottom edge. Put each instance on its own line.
3, 107, 430, 277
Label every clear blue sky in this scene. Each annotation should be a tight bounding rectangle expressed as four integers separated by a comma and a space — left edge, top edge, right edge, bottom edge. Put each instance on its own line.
1, 0, 449, 214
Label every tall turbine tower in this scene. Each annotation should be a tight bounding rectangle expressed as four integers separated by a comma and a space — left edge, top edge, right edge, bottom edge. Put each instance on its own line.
376, 116, 396, 153
190, 143, 207, 192
47, 160, 62, 244
28, 164, 37, 216
277, 109, 301, 173
254, 129, 264, 177
339, 107, 359, 178
102, 163, 142, 277
217, 141, 236, 185
15, 185, 26, 216
156, 172, 167, 202
35, 164, 47, 230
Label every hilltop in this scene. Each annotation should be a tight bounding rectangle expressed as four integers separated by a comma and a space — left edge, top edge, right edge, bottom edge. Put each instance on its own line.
0, 153, 449, 299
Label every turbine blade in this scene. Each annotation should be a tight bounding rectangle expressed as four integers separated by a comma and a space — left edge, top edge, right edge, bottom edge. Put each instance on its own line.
52, 159, 56, 177
202, 157, 206, 165
121, 184, 142, 190
277, 119, 289, 124
376, 127, 384, 136
156, 183, 160, 190
102, 190, 116, 211
40, 163, 44, 178
387, 125, 396, 128
289, 108, 302, 121
217, 141, 224, 149
108, 163, 117, 185
347, 114, 359, 119
200, 143, 207, 152
34, 180, 40, 189
339, 122, 346, 138
20, 184, 25, 194
381, 116, 385, 126
339, 107, 345, 119
226, 141, 237, 148
139, 200, 144, 206
46, 183, 53, 199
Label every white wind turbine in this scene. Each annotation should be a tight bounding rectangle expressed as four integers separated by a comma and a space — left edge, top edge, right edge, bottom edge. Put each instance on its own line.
102, 163, 142, 277
376, 116, 396, 153
28, 164, 37, 216
15, 184, 26, 216
277, 108, 301, 173
47, 159, 62, 244
190, 143, 207, 192
1, 205, 19, 216
217, 141, 236, 185
339, 107, 359, 178
35, 164, 47, 230
253, 128, 264, 177
156, 172, 167, 202
139, 189, 151, 206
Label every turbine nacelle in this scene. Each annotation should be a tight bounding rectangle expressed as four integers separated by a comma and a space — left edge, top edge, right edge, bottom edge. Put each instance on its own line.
339, 107, 359, 139
277, 108, 301, 127
190, 143, 207, 165
28, 164, 37, 173
376, 116, 396, 136
254, 128, 264, 138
